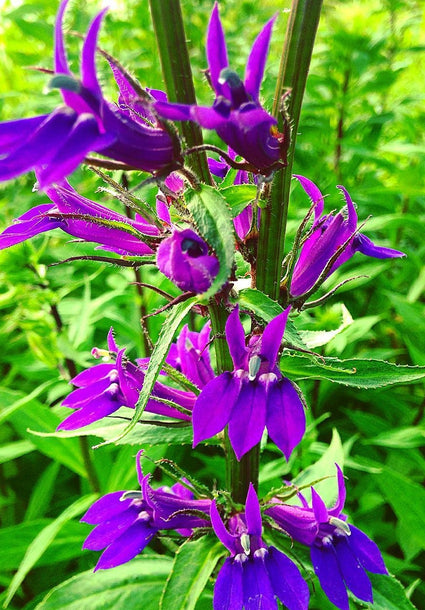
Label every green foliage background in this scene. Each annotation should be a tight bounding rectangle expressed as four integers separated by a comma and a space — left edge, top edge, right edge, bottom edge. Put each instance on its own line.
0, 0, 424, 608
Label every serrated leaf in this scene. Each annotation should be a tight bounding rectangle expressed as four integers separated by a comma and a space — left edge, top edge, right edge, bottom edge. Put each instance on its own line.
96, 298, 197, 447
280, 353, 425, 388
369, 573, 417, 610
34, 556, 172, 610
237, 288, 306, 349
4, 494, 96, 607
299, 304, 353, 348
160, 535, 225, 610
219, 184, 257, 217
186, 185, 234, 298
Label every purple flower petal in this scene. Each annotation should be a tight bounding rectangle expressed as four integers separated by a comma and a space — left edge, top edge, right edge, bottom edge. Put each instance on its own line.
245, 484, 262, 536
265, 546, 310, 610
210, 501, 238, 555
70, 363, 115, 387
81, 491, 131, 524
335, 537, 373, 603
57, 393, 121, 430
81, 9, 108, 99
0, 115, 48, 154
293, 175, 325, 222
83, 506, 140, 551
244, 15, 276, 103
266, 378, 305, 460
228, 379, 267, 460
353, 233, 405, 259
328, 464, 346, 517
207, 3, 229, 95
225, 306, 248, 369
242, 555, 277, 610
0, 204, 61, 250
213, 558, 243, 610
311, 488, 329, 524
348, 525, 388, 574
192, 372, 241, 446
259, 308, 290, 367
94, 521, 156, 570
311, 545, 349, 610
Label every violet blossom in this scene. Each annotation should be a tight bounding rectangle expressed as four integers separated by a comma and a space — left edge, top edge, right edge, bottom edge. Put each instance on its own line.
0, 180, 160, 256
155, 3, 286, 174
192, 306, 306, 460
81, 451, 211, 570
0, 0, 177, 188
211, 483, 309, 610
290, 176, 405, 298
156, 228, 219, 293
265, 465, 388, 610
58, 329, 195, 430
167, 322, 215, 389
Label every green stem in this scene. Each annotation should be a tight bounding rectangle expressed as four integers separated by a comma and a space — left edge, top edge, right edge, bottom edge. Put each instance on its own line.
257, 0, 323, 301
148, 0, 212, 184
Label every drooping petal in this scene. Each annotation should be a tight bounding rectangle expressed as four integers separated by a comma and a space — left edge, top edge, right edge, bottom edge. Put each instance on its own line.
192, 372, 241, 446
0, 204, 62, 250
228, 379, 267, 460
266, 378, 305, 460
348, 525, 388, 574
94, 521, 156, 570
57, 392, 121, 430
245, 484, 262, 536
353, 233, 405, 259
225, 306, 248, 370
213, 558, 243, 610
81, 491, 131, 524
207, 2, 229, 95
334, 537, 373, 603
265, 546, 310, 610
210, 501, 238, 555
260, 308, 290, 367
154, 100, 193, 122
311, 545, 349, 610
70, 363, 115, 387
0, 115, 48, 154
244, 15, 277, 103
82, 507, 140, 551
242, 555, 277, 610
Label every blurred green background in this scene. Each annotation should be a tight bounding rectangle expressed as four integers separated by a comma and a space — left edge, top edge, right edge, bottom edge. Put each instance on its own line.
0, 0, 424, 608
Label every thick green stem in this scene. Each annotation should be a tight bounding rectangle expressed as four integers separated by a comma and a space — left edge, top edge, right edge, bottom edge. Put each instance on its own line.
148, 0, 212, 184
257, 0, 323, 301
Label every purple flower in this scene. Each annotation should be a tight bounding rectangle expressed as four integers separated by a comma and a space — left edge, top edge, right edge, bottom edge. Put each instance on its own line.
81, 451, 211, 570
211, 483, 309, 610
0, 180, 159, 255
155, 3, 286, 173
265, 465, 388, 610
167, 322, 215, 389
192, 306, 306, 460
156, 228, 219, 293
0, 0, 176, 187
290, 176, 405, 298
58, 329, 195, 430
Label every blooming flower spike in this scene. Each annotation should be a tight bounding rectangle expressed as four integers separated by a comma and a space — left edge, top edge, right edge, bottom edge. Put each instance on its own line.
192, 306, 306, 460
211, 484, 310, 610
266, 465, 388, 610
155, 3, 286, 174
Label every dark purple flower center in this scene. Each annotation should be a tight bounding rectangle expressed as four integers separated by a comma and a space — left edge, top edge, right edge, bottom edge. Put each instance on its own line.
218, 68, 251, 108
315, 518, 351, 549
181, 237, 205, 258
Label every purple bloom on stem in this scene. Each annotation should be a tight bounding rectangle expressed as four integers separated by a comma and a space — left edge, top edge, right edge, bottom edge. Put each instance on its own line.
0, 180, 159, 255
156, 228, 219, 293
81, 451, 211, 570
167, 322, 215, 389
155, 3, 286, 173
0, 0, 176, 187
58, 329, 195, 430
265, 465, 388, 610
290, 176, 405, 298
211, 483, 309, 610
192, 306, 306, 460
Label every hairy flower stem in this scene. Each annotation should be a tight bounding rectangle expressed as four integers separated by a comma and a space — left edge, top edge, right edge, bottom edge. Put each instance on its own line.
257, 0, 323, 302
148, 0, 212, 185
150, 0, 255, 501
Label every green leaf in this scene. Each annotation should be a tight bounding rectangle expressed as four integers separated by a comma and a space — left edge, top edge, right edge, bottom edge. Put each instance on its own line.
280, 353, 425, 389
237, 288, 306, 349
34, 556, 172, 610
24, 462, 61, 521
369, 573, 417, 610
366, 427, 425, 449
186, 185, 234, 298
0, 381, 56, 425
219, 184, 257, 217
0, 439, 35, 464
292, 429, 344, 505
4, 494, 96, 607
160, 535, 225, 610
95, 298, 197, 447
